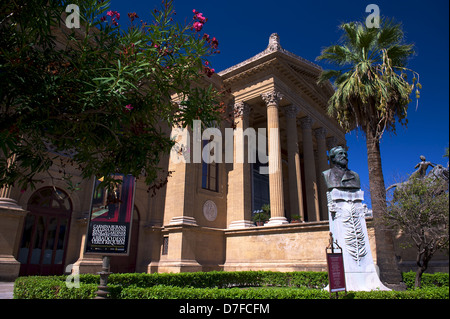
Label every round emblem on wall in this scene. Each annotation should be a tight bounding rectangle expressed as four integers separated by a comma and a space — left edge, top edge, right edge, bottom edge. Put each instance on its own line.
203, 200, 217, 222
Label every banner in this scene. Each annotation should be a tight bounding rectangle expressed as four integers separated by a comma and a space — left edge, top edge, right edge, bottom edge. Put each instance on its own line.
85, 174, 136, 255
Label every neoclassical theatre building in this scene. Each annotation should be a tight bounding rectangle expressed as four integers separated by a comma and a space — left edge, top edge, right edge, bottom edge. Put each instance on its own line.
0, 34, 445, 280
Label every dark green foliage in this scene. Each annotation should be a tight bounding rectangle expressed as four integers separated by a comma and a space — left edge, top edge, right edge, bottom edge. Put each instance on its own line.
1, 0, 224, 191
14, 271, 449, 299
402, 271, 449, 290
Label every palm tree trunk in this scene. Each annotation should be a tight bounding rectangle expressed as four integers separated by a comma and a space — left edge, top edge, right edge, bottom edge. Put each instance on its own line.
365, 125, 403, 284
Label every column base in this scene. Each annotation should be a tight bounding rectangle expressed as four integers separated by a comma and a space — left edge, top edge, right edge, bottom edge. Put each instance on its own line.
265, 217, 289, 226
72, 256, 103, 274
0, 255, 21, 281
169, 216, 198, 226
157, 259, 202, 273
0, 202, 27, 281
0, 198, 25, 211
228, 220, 255, 229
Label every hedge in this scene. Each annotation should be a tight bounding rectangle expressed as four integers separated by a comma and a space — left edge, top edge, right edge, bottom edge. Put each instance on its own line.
106, 271, 328, 289
118, 285, 331, 299
402, 271, 449, 289
14, 270, 449, 299
14, 276, 97, 299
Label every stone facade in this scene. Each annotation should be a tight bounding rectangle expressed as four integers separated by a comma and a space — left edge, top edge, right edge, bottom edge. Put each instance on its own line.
0, 34, 447, 281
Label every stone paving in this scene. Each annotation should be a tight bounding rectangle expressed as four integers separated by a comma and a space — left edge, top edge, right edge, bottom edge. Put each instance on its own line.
0, 282, 14, 299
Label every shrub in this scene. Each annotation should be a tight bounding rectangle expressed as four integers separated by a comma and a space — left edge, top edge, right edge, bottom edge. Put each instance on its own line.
402, 271, 449, 289
14, 271, 449, 299
14, 276, 97, 299
119, 285, 331, 299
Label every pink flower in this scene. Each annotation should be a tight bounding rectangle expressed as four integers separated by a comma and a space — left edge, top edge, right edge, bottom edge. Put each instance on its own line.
107, 10, 120, 20
100, 16, 106, 22
203, 66, 215, 77
125, 104, 133, 111
211, 37, 219, 49
193, 21, 203, 32
196, 12, 206, 23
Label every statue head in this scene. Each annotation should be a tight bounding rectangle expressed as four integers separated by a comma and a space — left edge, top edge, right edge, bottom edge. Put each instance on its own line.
420, 155, 426, 161
329, 146, 348, 169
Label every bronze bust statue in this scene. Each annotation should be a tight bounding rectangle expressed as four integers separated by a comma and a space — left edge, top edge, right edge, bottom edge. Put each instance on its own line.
322, 146, 361, 191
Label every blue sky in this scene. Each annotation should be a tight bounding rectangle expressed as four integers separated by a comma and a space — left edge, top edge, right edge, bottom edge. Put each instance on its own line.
108, 0, 449, 206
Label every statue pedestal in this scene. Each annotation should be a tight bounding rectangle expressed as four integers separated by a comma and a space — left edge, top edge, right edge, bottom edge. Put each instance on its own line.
327, 189, 390, 291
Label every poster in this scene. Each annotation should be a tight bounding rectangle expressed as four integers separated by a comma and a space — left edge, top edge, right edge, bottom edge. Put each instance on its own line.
85, 174, 136, 255
326, 252, 346, 293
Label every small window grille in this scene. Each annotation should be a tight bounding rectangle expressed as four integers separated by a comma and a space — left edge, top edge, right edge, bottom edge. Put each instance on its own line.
162, 236, 169, 255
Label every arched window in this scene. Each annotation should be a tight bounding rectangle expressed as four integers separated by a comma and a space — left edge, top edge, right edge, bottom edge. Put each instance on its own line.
18, 187, 72, 276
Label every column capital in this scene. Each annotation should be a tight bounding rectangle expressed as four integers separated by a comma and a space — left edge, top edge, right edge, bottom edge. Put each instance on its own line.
283, 105, 300, 118
299, 116, 313, 129
314, 127, 327, 139
233, 101, 251, 118
261, 90, 283, 106
326, 136, 338, 150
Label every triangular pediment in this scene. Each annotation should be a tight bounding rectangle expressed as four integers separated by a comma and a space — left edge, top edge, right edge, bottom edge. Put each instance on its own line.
218, 33, 335, 113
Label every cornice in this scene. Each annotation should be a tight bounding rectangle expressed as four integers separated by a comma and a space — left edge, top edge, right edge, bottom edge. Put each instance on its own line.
219, 33, 322, 78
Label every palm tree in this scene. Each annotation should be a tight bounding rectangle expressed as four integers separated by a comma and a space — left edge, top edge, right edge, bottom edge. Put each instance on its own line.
317, 18, 421, 283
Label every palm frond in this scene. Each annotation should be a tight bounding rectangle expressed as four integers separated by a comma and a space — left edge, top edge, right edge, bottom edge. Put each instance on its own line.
316, 45, 357, 66
317, 69, 342, 84
316, 16, 418, 139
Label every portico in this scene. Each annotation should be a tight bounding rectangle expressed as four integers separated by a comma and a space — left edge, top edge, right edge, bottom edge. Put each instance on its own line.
219, 33, 346, 226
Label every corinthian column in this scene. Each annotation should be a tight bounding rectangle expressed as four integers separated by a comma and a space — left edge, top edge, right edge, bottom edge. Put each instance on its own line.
228, 101, 254, 229
314, 127, 329, 220
261, 90, 288, 225
299, 116, 320, 221
283, 105, 305, 221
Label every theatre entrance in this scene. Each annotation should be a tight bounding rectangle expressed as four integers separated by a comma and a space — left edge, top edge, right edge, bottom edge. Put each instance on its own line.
18, 187, 72, 276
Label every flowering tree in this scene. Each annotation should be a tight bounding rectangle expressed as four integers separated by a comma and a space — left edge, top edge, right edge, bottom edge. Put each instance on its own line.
0, 0, 224, 190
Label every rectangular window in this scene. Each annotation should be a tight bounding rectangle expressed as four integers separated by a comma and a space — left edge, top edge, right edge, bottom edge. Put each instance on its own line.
201, 140, 219, 192
162, 236, 169, 255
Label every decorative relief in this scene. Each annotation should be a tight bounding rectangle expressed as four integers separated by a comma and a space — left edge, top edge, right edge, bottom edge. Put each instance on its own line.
342, 202, 368, 265
261, 91, 283, 106
233, 101, 250, 118
327, 190, 368, 266
267, 33, 282, 52
203, 200, 217, 222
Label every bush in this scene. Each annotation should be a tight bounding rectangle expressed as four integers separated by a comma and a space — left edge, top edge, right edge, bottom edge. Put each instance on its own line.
402, 271, 449, 289
107, 271, 328, 289
14, 276, 97, 299
119, 285, 331, 299
343, 287, 449, 299
14, 271, 449, 299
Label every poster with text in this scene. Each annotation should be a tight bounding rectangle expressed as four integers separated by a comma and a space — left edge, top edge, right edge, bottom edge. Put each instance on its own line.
85, 174, 136, 255
326, 252, 346, 293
